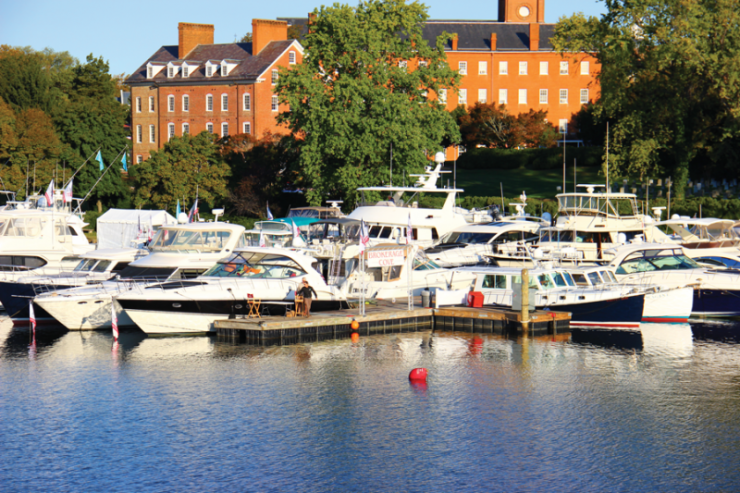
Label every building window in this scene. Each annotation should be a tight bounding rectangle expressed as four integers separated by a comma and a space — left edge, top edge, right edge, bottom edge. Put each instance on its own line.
518, 89, 527, 104
147, 67, 153, 78
459, 89, 467, 105
243, 122, 251, 134
560, 89, 568, 104
580, 89, 589, 104
499, 61, 508, 75
168, 66, 174, 78
136, 155, 143, 164
243, 93, 251, 111
271, 95, 279, 111
135, 97, 141, 113
519, 61, 527, 75
439, 89, 447, 104
149, 125, 155, 143
148, 96, 155, 112
271, 69, 279, 85
168, 123, 175, 140
560, 61, 569, 75
182, 123, 189, 135
559, 119, 568, 133
540, 61, 548, 75
499, 89, 508, 105
183, 66, 189, 78
581, 61, 590, 75
167, 95, 174, 112
221, 122, 229, 137
206, 65, 213, 77
289, 51, 296, 64
206, 94, 213, 112
136, 125, 142, 143
399, 61, 407, 71
478, 89, 487, 104
206, 123, 213, 134
479, 61, 487, 75
419, 60, 428, 68
221, 94, 228, 111
182, 95, 189, 112
459, 61, 467, 75
539, 89, 548, 104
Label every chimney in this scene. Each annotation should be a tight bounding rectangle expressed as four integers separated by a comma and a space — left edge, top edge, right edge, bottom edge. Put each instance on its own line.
537, 0, 545, 23
178, 23, 214, 59
451, 34, 458, 51
529, 23, 540, 51
252, 19, 288, 55
490, 33, 497, 51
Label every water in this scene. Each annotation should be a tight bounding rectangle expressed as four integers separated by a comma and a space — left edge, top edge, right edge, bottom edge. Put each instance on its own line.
2, 317, 740, 492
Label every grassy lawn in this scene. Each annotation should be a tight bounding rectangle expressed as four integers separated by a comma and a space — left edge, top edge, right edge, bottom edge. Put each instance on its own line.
455, 166, 604, 198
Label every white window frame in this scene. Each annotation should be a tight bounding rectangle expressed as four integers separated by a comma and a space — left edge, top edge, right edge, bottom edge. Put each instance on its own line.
168, 123, 175, 140
243, 93, 251, 111
499, 61, 508, 75
167, 66, 174, 78
136, 125, 142, 143
271, 95, 279, 111
580, 89, 589, 104
560, 61, 569, 75
439, 89, 447, 104
560, 89, 568, 104
206, 94, 213, 112
271, 69, 279, 84
135, 97, 141, 113
167, 95, 174, 112
459, 88, 467, 105
519, 61, 528, 75
498, 89, 508, 105
206, 65, 213, 77
149, 125, 156, 143
221, 94, 228, 111
148, 96, 155, 112
539, 89, 548, 104
243, 122, 251, 134
478, 61, 487, 75
559, 119, 568, 133
459, 61, 467, 75
518, 89, 527, 104
182, 66, 189, 78
419, 60, 428, 68
289, 51, 296, 64
399, 60, 408, 71
206, 123, 213, 134
182, 95, 189, 112
147, 66, 153, 79
182, 123, 189, 135
581, 61, 590, 75
221, 122, 229, 137
136, 155, 143, 164
478, 89, 487, 104
540, 61, 548, 75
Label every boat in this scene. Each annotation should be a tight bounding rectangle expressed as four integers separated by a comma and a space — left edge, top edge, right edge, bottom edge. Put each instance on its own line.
34, 220, 247, 330
242, 220, 307, 248
652, 217, 740, 260
115, 247, 348, 335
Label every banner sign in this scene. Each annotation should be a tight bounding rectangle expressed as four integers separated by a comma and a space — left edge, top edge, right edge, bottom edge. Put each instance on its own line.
367, 248, 406, 268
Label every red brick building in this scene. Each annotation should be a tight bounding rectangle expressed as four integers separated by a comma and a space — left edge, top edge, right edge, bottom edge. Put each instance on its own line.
126, 20, 302, 163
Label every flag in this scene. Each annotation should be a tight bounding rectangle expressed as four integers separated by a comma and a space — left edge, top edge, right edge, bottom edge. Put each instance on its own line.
258, 229, 266, 247
188, 199, 199, 223
137, 214, 143, 237
176, 200, 181, 219
96, 150, 104, 171
291, 219, 301, 240
121, 152, 128, 172
29, 300, 36, 332
111, 303, 119, 340
44, 180, 54, 207
148, 216, 154, 242
63, 179, 73, 203
359, 219, 370, 254
266, 202, 274, 220
407, 213, 413, 244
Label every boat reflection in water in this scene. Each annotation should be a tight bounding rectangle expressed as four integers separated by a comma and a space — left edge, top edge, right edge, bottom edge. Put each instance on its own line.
570, 323, 693, 357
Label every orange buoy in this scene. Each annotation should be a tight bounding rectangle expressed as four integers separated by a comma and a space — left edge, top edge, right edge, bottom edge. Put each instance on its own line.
350, 320, 360, 331
351, 332, 360, 343
409, 368, 428, 382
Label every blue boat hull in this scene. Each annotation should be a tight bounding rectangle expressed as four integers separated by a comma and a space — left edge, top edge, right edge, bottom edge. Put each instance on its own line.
0, 281, 73, 324
693, 289, 740, 317
542, 294, 645, 328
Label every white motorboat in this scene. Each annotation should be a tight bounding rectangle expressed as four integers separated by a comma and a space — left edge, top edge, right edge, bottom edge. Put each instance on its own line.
34, 220, 246, 330
115, 247, 347, 335
653, 217, 740, 259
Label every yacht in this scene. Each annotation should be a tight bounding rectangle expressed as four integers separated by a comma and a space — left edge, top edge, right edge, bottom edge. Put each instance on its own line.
242, 220, 307, 248
653, 217, 740, 259
115, 247, 348, 335
34, 220, 246, 330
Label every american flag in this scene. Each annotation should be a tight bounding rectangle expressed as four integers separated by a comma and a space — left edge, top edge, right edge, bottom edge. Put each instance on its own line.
44, 180, 54, 207
359, 219, 370, 254
111, 303, 119, 340
407, 213, 413, 244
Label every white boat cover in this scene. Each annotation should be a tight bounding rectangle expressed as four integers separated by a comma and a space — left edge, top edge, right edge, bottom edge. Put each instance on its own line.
96, 209, 177, 249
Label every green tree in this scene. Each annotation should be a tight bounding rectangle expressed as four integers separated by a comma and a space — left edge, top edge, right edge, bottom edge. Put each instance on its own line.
276, 0, 461, 206
131, 132, 230, 212
459, 103, 515, 148
552, 1, 740, 197
0, 48, 53, 113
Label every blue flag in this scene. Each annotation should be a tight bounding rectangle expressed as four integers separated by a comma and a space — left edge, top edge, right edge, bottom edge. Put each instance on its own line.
96, 150, 104, 171
121, 152, 128, 172
176, 200, 181, 219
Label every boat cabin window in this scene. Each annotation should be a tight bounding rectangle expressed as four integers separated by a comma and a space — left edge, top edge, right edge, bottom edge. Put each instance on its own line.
540, 230, 575, 242
442, 232, 497, 245
74, 259, 98, 272
245, 232, 291, 248
482, 274, 507, 289
549, 272, 569, 287
513, 274, 539, 290
149, 229, 233, 252
600, 271, 618, 283
93, 260, 112, 272
0, 255, 48, 271
432, 228, 438, 240
616, 249, 700, 274
1, 217, 47, 237
571, 273, 589, 286
538, 274, 555, 289
587, 272, 603, 285
112, 262, 129, 273
116, 266, 178, 280
696, 256, 740, 269
413, 257, 441, 271
204, 252, 307, 279
560, 272, 577, 286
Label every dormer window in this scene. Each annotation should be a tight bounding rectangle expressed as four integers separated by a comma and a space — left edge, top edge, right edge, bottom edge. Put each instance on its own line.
147, 67, 153, 78
168, 66, 174, 78
206, 65, 213, 77
146, 62, 166, 79
182, 66, 189, 78
166, 62, 181, 79
220, 60, 238, 77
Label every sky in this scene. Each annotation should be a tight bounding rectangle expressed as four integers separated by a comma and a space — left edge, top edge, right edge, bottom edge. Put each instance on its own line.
1, 0, 607, 77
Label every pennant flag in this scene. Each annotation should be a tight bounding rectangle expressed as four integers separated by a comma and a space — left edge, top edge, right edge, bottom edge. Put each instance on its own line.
96, 150, 104, 171
63, 179, 74, 203
359, 219, 370, 254
259, 229, 266, 247
266, 202, 274, 221
148, 216, 154, 242
44, 180, 54, 207
121, 152, 128, 172
176, 200, 181, 219
111, 303, 119, 340
407, 213, 413, 244
188, 199, 199, 223
29, 300, 36, 332
291, 219, 301, 240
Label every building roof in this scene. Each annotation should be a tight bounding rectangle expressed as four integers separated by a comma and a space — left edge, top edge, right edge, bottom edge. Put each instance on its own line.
424, 21, 555, 51
126, 39, 298, 85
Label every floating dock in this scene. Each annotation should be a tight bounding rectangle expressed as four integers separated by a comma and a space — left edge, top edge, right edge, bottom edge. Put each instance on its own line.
214, 300, 570, 345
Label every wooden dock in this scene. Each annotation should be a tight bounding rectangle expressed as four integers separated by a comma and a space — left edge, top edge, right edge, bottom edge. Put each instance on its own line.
214, 299, 570, 345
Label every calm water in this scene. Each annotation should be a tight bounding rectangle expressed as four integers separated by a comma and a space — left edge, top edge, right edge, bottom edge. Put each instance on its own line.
2, 316, 740, 492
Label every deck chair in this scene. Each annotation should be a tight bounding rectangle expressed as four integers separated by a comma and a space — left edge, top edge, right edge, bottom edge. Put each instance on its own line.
294, 295, 304, 317
247, 294, 261, 318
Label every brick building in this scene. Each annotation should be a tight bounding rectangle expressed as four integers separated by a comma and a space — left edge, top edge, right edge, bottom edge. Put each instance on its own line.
126, 20, 302, 163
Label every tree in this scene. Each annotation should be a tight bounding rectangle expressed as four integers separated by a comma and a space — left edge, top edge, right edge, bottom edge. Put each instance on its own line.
276, 0, 461, 206
0, 49, 53, 113
131, 132, 230, 212
458, 103, 515, 148
512, 109, 559, 148
552, 1, 740, 197
239, 33, 252, 43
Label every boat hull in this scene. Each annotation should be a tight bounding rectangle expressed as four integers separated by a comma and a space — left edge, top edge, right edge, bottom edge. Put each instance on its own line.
34, 294, 134, 331
692, 289, 740, 317
642, 287, 694, 323
0, 281, 62, 324
545, 294, 645, 328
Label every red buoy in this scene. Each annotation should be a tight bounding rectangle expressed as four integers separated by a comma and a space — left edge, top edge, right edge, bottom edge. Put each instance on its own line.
409, 368, 428, 382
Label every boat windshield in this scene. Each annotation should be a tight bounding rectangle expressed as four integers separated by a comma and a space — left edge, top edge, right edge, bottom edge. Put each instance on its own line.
616, 249, 701, 274
539, 230, 575, 242
442, 232, 497, 245
204, 252, 307, 279
149, 229, 232, 252
74, 259, 98, 272
244, 232, 292, 248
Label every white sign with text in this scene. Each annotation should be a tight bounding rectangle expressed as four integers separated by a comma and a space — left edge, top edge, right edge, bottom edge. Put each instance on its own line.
367, 248, 406, 268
